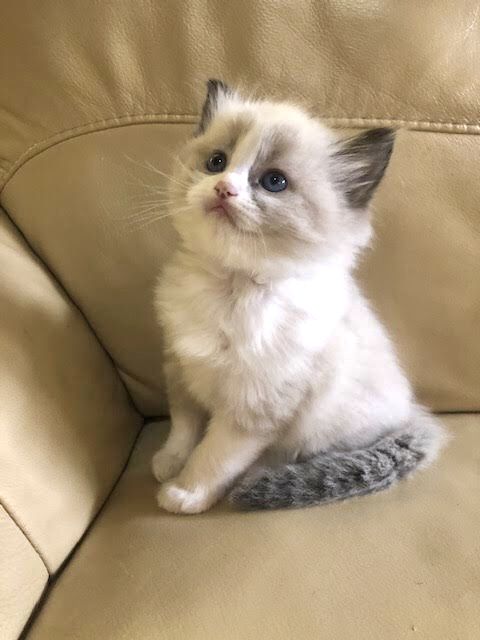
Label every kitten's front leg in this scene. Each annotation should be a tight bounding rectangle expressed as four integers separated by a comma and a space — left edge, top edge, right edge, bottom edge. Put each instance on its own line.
157, 414, 271, 514
152, 363, 206, 482
152, 403, 205, 482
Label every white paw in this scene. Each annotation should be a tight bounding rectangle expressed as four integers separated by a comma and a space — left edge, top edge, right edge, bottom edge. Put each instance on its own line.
151, 449, 186, 482
156, 481, 216, 514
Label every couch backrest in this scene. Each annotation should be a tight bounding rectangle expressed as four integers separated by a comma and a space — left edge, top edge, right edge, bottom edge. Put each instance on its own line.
2, 2, 478, 419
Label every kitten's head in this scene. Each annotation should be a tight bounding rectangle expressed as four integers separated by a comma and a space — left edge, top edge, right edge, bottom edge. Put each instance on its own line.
169, 79, 394, 275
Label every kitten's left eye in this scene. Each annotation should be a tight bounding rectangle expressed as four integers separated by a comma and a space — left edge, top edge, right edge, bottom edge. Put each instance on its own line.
206, 151, 227, 173
260, 171, 288, 193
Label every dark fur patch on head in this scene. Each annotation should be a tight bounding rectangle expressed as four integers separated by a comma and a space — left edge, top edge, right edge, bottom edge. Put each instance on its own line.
334, 128, 395, 209
196, 79, 232, 136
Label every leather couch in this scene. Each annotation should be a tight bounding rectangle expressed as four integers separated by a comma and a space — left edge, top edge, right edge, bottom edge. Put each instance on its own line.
1, 2, 479, 638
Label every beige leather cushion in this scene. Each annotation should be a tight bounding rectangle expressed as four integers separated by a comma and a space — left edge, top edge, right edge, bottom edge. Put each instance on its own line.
0, 210, 141, 572
3, 125, 479, 414
361, 129, 480, 411
2, 127, 181, 415
1, 0, 480, 188
27, 415, 479, 640
0, 506, 47, 640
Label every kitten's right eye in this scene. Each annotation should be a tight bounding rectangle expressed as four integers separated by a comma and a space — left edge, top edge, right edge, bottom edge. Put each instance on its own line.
206, 151, 227, 173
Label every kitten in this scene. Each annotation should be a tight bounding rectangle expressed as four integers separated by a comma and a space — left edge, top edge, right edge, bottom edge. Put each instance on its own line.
152, 79, 446, 514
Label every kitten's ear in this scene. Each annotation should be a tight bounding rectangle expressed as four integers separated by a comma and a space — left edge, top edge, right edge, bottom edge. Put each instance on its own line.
333, 128, 395, 209
196, 79, 232, 135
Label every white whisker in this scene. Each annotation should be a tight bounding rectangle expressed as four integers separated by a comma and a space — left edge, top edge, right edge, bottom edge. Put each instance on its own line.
124, 154, 189, 190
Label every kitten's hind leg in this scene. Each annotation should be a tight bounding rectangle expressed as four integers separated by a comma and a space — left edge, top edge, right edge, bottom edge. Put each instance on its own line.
152, 363, 206, 483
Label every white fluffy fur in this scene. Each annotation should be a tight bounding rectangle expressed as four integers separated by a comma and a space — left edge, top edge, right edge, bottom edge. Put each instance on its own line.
152, 84, 443, 513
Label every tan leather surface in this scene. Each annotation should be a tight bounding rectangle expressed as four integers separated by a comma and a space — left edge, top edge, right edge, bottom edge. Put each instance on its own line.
2, 0, 480, 190
3, 125, 478, 414
0, 209, 141, 572
360, 129, 480, 411
2, 126, 182, 415
27, 416, 480, 640
0, 506, 47, 640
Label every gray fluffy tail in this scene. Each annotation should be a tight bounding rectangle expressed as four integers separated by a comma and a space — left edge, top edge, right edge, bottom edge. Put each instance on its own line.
229, 410, 446, 511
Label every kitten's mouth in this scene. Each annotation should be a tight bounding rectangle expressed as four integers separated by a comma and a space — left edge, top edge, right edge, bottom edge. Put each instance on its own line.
205, 199, 236, 227
210, 203, 228, 215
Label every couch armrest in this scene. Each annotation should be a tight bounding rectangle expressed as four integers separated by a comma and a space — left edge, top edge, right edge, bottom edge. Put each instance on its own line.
0, 209, 141, 578
0, 505, 47, 639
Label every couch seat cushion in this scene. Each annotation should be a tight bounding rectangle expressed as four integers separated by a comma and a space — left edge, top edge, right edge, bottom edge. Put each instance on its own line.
27, 416, 480, 640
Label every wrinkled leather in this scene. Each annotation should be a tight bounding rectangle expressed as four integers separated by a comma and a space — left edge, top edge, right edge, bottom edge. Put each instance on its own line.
2, 0, 480, 190
0, 210, 141, 573
0, 506, 47, 640
3, 127, 182, 415
28, 416, 480, 640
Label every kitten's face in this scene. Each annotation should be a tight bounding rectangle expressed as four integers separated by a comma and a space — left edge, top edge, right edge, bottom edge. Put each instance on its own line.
169, 81, 394, 274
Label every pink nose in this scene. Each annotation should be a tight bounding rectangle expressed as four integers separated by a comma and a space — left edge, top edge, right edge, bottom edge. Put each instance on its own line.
214, 180, 238, 199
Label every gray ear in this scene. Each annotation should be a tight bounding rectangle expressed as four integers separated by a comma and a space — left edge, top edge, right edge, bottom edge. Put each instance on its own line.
333, 128, 395, 208
196, 79, 232, 135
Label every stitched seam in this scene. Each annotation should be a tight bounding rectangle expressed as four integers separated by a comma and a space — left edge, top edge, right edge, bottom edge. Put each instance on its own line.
2, 111, 480, 192
19, 112, 197, 158
0, 113, 198, 192
322, 116, 480, 129
0, 499, 49, 572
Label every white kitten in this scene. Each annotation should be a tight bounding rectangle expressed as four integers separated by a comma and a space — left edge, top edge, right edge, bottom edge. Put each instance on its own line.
152, 80, 446, 514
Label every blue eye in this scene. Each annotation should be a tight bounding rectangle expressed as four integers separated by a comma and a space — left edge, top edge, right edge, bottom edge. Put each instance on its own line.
206, 151, 227, 173
260, 171, 288, 193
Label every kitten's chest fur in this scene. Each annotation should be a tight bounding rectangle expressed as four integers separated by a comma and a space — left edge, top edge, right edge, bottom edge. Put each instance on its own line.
163, 264, 291, 365
159, 252, 349, 414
